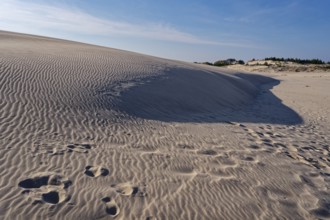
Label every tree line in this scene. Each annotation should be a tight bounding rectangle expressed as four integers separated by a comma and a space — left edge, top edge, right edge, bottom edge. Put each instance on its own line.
195, 58, 330, 67
194, 59, 245, 67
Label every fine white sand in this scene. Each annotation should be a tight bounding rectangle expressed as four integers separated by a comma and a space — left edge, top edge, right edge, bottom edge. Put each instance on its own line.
0, 31, 329, 219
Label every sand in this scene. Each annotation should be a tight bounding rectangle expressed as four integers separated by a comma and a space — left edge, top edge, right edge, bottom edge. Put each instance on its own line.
0, 31, 329, 219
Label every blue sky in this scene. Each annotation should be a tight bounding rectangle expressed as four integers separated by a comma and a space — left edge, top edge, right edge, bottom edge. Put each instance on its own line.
0, 0, 329, 62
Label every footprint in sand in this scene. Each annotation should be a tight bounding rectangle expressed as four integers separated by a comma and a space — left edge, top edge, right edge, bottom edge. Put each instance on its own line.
177, 144, 195, 151
18, 173, 72, 189
209, 169, 234, 180
226, 121, 246, 128
235, 154, 258, 163
111, 183, 139, 196
212, 155, 237, 167
18, 172, 72, 204
247, 144, 261, 150
197, 149, 218, 156
67, 143, 93, 153
41, 190, 67, 204
33, 143, 94, 156
173, 165, 196, 175
84, 166, 109, 177
101, 197, 120, 217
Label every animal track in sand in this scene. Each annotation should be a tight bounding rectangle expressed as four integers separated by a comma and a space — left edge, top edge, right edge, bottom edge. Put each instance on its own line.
101, 197, 120, 217
84, 166, 109, 177
18, 173, 72, 204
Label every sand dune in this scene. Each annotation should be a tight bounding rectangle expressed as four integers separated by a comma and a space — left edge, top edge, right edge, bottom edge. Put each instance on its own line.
0, 31, 329, 219
226, 60, 330, 73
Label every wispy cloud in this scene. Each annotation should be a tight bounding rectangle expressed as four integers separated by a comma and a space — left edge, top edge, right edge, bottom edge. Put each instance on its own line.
224, 1, 298, 25
0, 0, 258, 48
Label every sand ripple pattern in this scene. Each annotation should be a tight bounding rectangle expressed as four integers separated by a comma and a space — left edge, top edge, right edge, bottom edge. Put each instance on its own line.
1, 31, 329, 219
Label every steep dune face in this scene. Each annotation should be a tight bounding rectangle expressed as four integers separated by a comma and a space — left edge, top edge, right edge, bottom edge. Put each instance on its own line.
2, 31, 328, 220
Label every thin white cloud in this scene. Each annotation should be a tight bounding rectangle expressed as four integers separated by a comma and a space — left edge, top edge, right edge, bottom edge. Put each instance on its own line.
0, 0, 256, 48
224, 1, 298, 25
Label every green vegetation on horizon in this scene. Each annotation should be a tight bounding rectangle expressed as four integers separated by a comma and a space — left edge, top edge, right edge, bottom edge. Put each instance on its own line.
194, 59, 245, 67
264, 57, 328, 65
195, 58, 330, 67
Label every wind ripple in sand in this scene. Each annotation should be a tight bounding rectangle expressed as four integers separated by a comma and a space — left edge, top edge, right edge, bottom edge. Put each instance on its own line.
1, 31, 329, 219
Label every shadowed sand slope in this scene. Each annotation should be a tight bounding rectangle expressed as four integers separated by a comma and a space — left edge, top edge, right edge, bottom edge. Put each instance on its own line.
1, 31, 329, 220
117, 70, 302, 123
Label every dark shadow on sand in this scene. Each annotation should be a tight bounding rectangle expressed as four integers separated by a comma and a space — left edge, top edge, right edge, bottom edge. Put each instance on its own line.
114, 71, 303, 125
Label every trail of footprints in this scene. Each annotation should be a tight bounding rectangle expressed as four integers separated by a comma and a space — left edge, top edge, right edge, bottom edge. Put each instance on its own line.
227, 121, 330, 218
170, 138, 261, 182
19, 142, 144, 218
18, 122, 330, 217
32, 143, 95, 156
19, 173, 72, 205
227, 121, 330, 173
100, 183, 145, 217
